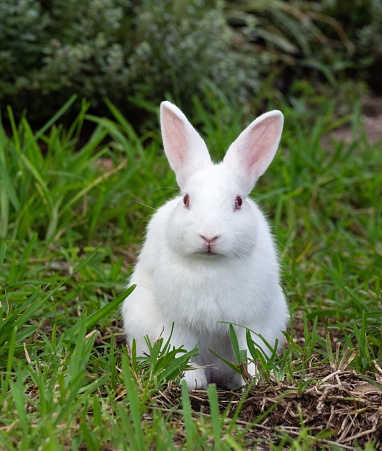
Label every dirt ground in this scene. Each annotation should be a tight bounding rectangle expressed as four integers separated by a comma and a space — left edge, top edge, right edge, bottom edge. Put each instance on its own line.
127, 314, 382, 449
321, 96, 382, 148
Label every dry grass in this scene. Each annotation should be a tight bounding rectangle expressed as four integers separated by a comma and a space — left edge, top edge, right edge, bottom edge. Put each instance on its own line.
142, 316, 382, 450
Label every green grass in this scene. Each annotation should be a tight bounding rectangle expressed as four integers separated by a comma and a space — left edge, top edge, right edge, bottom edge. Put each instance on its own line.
0, 87, 381, 449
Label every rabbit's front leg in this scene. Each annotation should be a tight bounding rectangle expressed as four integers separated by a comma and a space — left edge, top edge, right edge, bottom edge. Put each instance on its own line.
169, 327, 208, 389
183, 364, 208, 389
237, 328, 260, 380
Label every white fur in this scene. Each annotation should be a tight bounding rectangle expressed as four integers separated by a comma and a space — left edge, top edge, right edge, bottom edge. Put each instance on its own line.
122, 101, 288, 389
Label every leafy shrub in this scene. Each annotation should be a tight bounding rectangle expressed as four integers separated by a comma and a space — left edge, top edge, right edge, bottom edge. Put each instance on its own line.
357, 0, 382, 91
0, 0, 263, 123
359, 0, 382, 53
0, 0, 131, 118
2, 0, 381, 126
127, 0, 263, 106
224, 0, 382, 92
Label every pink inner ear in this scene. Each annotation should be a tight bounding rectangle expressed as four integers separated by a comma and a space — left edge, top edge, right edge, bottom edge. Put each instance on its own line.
245, 119, 278, 172
161, 101, 213, 189
163, 110, 188, 165
223, 110, 283, 194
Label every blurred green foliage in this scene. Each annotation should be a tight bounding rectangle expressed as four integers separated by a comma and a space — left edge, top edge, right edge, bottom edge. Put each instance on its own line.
0, 0, 262, 122
358, 0, 382, 58
0, 0, 381, 124
224, 0, 381, 88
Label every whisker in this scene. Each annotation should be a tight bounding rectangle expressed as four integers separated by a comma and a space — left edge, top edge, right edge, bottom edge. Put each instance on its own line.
274, 238, 296, 261
132, 200, 157, 210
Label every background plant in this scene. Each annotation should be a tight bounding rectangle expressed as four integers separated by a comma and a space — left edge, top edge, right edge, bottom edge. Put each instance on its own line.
1, 0, 382, 126
224, 0, 382, 97
0, 0, 263, 125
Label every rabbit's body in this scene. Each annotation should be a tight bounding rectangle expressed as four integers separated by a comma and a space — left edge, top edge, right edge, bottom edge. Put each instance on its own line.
122, 102, 288, 389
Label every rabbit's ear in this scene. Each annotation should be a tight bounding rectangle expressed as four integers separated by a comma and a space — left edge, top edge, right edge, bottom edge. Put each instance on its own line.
223, 111, 283, 194
160, 101, 212, 189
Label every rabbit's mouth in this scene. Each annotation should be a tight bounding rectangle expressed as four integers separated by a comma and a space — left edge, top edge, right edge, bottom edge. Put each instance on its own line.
198, 248, 220, 257
199, 236, 220, 256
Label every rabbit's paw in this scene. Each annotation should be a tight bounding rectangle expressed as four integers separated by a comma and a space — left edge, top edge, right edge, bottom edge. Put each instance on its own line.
183, 367, 208, 390
247, 361, 258, 378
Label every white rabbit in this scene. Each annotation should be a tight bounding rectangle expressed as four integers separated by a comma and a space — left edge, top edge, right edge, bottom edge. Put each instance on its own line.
122, 101, 288, 389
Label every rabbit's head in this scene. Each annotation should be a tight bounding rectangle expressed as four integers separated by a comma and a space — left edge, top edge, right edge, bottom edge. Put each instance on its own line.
160, 101, 283, 260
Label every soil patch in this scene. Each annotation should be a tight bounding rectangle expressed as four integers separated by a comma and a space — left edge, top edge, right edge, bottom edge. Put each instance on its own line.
321, 96, 382, 148
142, 315, 382, 449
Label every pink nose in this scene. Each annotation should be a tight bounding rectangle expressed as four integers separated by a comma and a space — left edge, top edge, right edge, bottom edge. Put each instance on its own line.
201, 235, 219, 251
200, 235, 219, 244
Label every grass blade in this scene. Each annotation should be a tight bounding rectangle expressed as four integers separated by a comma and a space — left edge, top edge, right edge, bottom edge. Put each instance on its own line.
10, 376, 28, 436
23, 95, 77, 151
3, 325, 17, 396
84, 285, 135, 331
121, 354, 145, 450
181, 379, 196, 450
207, 383, 221, 448
0, 243, 6, 270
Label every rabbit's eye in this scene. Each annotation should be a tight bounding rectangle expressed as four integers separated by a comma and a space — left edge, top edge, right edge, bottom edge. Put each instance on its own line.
183, 194, 190, 208
234, 196, 243, 211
